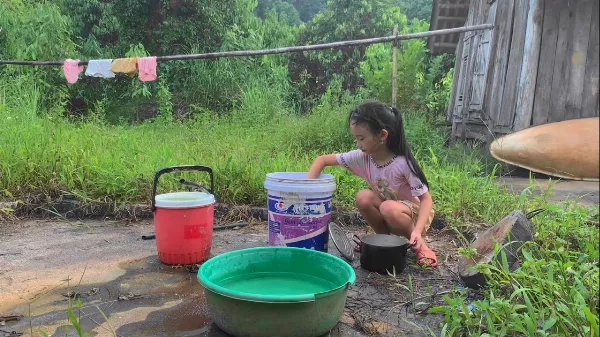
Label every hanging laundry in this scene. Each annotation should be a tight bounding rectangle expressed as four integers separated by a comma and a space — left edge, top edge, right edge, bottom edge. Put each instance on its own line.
85, 59, 116, 78
138, 57, 157, 82
110, 58, 138, 76
63, 59, 84, 84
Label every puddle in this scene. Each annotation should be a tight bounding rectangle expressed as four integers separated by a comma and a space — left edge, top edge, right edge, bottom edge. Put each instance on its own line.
3, 253, 347, 337
4, 256, 217, 337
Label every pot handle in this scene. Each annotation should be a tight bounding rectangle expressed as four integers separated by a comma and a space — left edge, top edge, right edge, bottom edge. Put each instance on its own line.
151, 165, 214, 212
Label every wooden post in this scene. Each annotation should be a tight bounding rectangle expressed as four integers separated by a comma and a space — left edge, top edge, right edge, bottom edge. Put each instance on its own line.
392, 25, 399, 107
514, 0, 544, 132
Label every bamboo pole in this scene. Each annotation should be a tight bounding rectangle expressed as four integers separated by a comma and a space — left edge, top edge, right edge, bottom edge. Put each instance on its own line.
392, 25, 399, 107
0, 24, 494, 66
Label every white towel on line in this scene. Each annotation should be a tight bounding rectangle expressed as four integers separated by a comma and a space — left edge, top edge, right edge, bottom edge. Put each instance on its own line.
85, 59, 116, 78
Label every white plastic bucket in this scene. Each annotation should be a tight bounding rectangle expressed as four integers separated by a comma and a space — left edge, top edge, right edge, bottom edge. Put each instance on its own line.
263, 172, 336, 252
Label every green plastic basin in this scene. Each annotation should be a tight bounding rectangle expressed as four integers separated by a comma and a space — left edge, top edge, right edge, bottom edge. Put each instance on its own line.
197, 247, 356, 337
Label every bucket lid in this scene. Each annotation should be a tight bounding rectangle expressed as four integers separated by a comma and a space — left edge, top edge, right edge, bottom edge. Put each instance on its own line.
155, 191, 215, 209
264, 172, 336, 194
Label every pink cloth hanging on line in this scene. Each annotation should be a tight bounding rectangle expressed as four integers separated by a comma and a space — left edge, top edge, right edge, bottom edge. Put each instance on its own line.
138, 57, 157, 82
63, 59, 84, 84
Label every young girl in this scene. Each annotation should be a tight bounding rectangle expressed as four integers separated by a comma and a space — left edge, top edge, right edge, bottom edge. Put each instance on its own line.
307, 100, 437, 267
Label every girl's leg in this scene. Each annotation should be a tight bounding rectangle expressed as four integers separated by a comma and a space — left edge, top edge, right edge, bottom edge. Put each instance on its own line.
378, 200, 414, 237
379, 200, 437, 266
355, 189, 387, 234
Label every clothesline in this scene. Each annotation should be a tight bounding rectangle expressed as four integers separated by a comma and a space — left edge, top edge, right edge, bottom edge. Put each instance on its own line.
0, 24, 493, 66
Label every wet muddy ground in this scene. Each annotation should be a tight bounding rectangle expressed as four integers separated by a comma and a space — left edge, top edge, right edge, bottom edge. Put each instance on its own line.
0, 219, 462, 337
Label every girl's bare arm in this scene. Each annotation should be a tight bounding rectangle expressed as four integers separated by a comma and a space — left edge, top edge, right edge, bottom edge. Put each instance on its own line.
307, 154, 339, 179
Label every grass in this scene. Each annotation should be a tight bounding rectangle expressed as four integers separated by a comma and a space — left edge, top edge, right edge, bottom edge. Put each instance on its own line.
0, 75, 522, 226
430, 199, 599, 337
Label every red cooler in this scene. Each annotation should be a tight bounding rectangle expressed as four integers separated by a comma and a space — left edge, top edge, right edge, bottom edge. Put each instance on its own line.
151, 166, 215, 265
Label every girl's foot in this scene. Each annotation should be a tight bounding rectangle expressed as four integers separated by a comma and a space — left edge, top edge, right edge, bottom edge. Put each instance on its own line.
412, 245, 438, 268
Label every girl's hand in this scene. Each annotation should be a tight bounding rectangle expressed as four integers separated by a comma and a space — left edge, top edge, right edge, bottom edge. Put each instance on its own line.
409, 230, 423, 251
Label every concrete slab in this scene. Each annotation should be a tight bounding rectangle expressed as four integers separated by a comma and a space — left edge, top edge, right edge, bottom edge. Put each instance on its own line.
496, 176, 599, 206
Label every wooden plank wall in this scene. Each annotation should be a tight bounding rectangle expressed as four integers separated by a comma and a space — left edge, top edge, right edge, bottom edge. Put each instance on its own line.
582, 0, 599, 118
448, 0, 499, 142
486, 0, 516, 131
448, 0, 599, 144
455, 0, 479, 140
513, 0, 544, 131
498, 0, 530, 128
531, 0, 561, 126
447, 32, 464, 123
532, 0, 599, 125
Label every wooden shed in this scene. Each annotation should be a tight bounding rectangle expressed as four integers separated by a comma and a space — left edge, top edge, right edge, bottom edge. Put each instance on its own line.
446, 0, 599, 144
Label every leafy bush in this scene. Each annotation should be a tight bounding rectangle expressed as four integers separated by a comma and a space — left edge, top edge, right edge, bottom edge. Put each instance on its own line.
359, 19, 454, 115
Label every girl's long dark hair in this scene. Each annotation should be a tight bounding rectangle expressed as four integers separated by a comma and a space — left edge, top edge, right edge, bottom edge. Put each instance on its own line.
348, 100, 429, 187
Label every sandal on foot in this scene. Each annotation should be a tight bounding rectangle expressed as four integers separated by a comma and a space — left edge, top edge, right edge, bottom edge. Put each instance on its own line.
413, 246, 438, 268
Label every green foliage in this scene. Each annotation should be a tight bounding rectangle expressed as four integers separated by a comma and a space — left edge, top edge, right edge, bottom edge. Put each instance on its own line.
288, 0, 405, 110
4, 0, 300, 122
359, 19, 453, 115
56, 0, 121, 47
0, 0, 75, 115
0, 1, 75, 61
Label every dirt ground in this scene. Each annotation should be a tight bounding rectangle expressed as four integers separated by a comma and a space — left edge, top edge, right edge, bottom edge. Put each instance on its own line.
0, 218, 462, 337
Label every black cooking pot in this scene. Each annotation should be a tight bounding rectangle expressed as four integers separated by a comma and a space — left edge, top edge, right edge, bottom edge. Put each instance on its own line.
353, 234, 414, 274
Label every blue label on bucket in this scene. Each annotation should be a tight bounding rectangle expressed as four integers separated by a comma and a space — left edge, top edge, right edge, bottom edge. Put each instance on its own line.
267, 195, 332, 216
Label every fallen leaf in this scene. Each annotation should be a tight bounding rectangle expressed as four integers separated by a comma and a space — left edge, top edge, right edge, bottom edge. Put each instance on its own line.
370, 321, 393, 334
339, 312, 355, 326
87, 288, 99, 296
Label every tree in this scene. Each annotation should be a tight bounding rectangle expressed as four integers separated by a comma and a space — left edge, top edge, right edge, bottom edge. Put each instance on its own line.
399, 0, 432, 23
284, 0, 326, 22
55, 0, 240, 56
288, 0, 405, 110
256, 0, 302, 25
